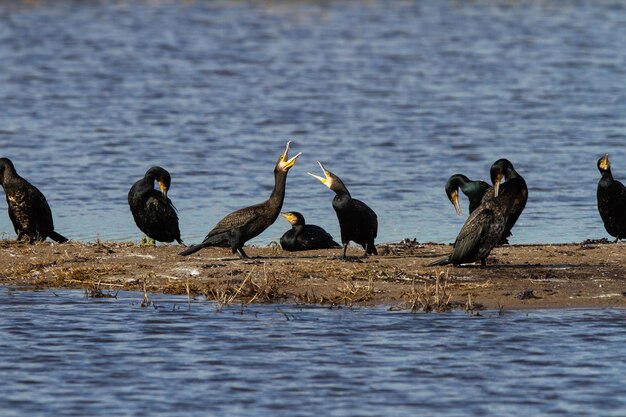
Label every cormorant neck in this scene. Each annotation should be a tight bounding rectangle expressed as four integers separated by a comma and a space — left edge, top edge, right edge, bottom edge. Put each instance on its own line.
268, 169, 288, 209
292, 223, 305, 234
601, 169, 613, 180
0, 163, 18, 186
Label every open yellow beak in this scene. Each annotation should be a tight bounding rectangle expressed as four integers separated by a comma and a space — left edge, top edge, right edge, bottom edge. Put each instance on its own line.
280, 212, 295, 224
493, 173, 503, 197
450, 191, 461, 216
600, 154, 610, 171
281, 140, 302, 169
307, 161, 331, 188
158, 181, 168, 200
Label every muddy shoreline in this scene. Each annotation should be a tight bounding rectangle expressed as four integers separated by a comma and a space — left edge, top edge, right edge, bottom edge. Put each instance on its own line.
1, 239, 625, 310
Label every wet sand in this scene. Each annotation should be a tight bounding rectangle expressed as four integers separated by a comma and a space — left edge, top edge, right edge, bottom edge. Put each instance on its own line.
1, 239, 625, 310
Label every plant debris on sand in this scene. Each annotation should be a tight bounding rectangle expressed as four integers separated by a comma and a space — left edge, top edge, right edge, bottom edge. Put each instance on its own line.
1, 240, 626, 310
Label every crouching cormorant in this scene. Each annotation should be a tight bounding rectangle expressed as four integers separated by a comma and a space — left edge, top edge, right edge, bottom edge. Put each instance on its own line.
445, 174, 490, 216
309, 161, 378, 258
431, 174, 526, 267
279, 211, 340, 251
597, 154, 626, 241
128, 166, 182, 244
179, 141, 301, 258
0, 157, 68, 243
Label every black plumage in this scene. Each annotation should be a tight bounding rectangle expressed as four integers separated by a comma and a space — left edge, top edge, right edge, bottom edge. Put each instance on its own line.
432, 175, 526, 267
445, 174, 491, 216
309, 162, 378, 258
179, 141, 301, 258
128, 166, 182, 244
596, 154, 626, 241
0, 157, 68, 243
489, 159, 528, 244
279, 211, 340, 251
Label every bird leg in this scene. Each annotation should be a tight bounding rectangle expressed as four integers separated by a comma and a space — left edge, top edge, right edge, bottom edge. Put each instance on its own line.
342, 243, 348, 259
360, 243, 369, 258
236, 247, 249, 259
480, 258, 487, 267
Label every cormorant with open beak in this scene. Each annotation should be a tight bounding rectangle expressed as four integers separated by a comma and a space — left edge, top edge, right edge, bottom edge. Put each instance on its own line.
279, 211, 340, 251
180, 141, 301, 258
597, 154, 626, 241
445, 174, 491, 216
128, 166, 182, 244
309, 162, 378, 258
490, 159, 527, 244
0, 157, 68, 243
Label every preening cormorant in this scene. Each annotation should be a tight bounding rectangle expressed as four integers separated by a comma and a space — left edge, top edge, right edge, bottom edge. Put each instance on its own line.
128, 166, 182, 244
279, 211, 340, 251
309, 161, 378, 258
432, 175, 526, 267
0, 157, 68, 243
596, 154, 626, 241
179, 141, 301, 258
490, 159, 528, 244
445, 174, 490, 216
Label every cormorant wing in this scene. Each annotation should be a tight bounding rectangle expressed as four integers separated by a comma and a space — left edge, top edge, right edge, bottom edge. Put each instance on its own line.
451, 209, 493, 263
204, 204, 263, 240
351, 198, 378, 238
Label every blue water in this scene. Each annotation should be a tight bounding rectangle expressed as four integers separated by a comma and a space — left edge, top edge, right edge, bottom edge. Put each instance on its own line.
1, 287, 625, 417
1, 0, 625, 246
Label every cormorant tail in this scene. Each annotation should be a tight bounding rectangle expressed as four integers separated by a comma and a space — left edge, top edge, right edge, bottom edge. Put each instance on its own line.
179, 242, 207, 256
429, 257, 451, 266
48, 231, 68, 243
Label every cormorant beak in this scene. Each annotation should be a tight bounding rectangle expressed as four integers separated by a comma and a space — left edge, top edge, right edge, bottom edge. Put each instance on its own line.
279, 140, 302, 170
280, 212, 296, 224
493, 173, 503, 197
307, 161, 333, 189
158, 181, 168, 199
450, 190, 461, 216
599, 154, 610, 171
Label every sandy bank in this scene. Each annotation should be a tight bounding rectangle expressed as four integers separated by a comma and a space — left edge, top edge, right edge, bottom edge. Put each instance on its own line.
1, 239, 625, 310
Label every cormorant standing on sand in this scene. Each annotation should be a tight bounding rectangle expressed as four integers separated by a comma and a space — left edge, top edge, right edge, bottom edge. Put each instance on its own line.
596, 154, 626, 241
309, 161, 378, 258
490, 159, 528, 244
0, 157, 68, 243
445, 174, 490, 216
128, 166, 182, 244
179, 141, 301, 258
431, 174, 526, 267
279, 211, 340, 251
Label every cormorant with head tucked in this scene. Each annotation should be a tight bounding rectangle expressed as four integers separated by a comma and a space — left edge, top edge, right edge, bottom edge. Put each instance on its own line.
0, 157, 68, 243
128, 166, 182, 244
445, 174, 491, 216
279, 211, 340, 251
432, 173, 526, 267
596, 154, 626, 241
180, 141, 301, 258
309, 162, 378, 258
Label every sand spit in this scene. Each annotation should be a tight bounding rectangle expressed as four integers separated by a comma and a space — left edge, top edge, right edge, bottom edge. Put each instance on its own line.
1, 239, 625, 310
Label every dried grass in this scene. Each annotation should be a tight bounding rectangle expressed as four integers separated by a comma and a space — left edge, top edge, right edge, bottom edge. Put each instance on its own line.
401, 268, 452, 313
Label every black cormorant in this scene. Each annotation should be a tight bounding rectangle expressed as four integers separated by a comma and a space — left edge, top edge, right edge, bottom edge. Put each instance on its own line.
432, 175, 526, 267
596, 154, 626, 241
0, 158, 68, 243
445, 174, 490, 216
309, 161, 378, 258
128, 166, 182, 244
279, 211, 340, 251
179, 141, 301, 258
490, 159, 528, 244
